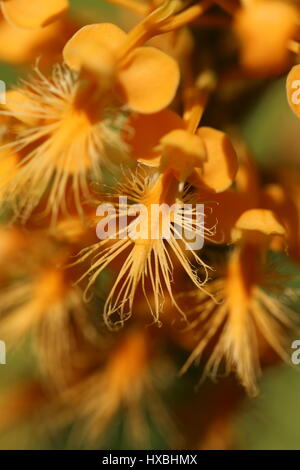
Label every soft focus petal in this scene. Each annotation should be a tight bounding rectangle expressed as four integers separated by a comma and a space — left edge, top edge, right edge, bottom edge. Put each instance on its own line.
262, 183, 295, 253
117, 47, 180, 113
0, 17, 74, 65
234, 1, 297, 76
63, 23, 126, 74
232, 209, 286, 242
196, 188, 252, 245
123, 110, 184, 166
160, 129, 206, 180
266, 172, 300, 263
1, 0, 68, 29
189, 127, 238, 192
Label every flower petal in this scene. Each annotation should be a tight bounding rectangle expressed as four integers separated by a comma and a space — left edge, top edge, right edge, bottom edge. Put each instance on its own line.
123, 110, 185, 166
196, 188, 251, 245
160, 129, 206, 180
232, 209, 286, 242
189, 127, 238, 192
1, 0, 68, 29
234, 1, 297, 75
63, 23, 126, 73
0, 17, 72, 65
117, 47, 180, 113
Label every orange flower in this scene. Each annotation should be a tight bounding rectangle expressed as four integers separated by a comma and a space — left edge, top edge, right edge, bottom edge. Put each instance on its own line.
123, 86, 238, 189
234, 0, 299, 75
0, 65, 131, 222
195, 141, 262, 245
0, 17, 182, 222
0, 255, 81, 343
0, 14, 76, 65
0, 0, 68, 29
60, 329, 177, 446
75, 167, 214, 328
74, 79, 238, 327
63, 23, 180, 114
0, 229, 99, 384
106, 0, 196, 69
263, 171, 300, 263
179, 208, 298, 395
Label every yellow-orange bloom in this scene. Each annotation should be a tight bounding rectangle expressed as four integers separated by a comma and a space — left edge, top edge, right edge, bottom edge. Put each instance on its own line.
179, 208, 298, 395
263, 172, 300, 263
124, 109, 238, 189
234, 0, 299, 75
59, 329, 177, 446
75, 167, 214, 328
0, 65, 130, 222
63, 23, 180, 114
0, 14, 76, 65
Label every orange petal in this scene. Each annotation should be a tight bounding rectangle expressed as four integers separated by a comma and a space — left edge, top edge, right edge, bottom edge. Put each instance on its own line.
160, 129, 206, 181
196, 188, 252, 245
63, 23, 126, 74
1, 0, 68, 29
0, 16, 76, 66
123, 110, 185, 166
232, 209, 285, 242
234, 1, 297, 75
117, 47, 180, 113
262, 184, 295, 253
189, 127, 238, 192
286, 65, 300, 118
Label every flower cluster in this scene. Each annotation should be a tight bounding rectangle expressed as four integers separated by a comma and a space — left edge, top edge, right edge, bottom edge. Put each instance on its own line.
0, 0, 300, 450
